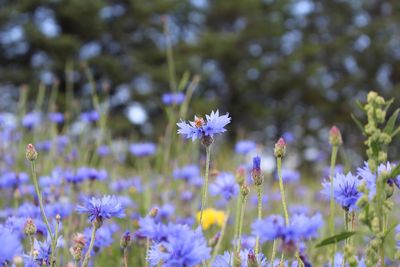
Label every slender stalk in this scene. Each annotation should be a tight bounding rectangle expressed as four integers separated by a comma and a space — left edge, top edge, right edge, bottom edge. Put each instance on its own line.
199, 146, 211, 225
277, 157, 289, 225
237, 194, 248, 252
82, 223, 99, 267
30, 161, 54, 242
145, 238, 150, 267
342, 211, 349, 267
270, 239, 277, 265
162, 16, 177, 92
255, 185, 263, 255
329, 145, 338, 267
233, 194, 242, 249
210, 207, 230, 265
124, 247, 129, 267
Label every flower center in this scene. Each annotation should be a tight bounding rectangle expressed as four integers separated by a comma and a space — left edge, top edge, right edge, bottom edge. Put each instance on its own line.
194, 117, 205, 128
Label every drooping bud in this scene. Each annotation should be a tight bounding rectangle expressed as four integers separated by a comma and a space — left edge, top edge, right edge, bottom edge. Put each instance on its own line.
24, 217, 37, 236
235, 167, 245, 186
26, 144, 38, 161
252, 156, 263, 186
247, 250, 258, 267
329, 126, 343, 146
274, 138, 286, 158
120, 231, 132, 249
149, 207, 159, 218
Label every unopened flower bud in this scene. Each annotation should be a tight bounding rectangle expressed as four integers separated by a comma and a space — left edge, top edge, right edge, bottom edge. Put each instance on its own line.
329, 126, 343, 146
247, 250, 258, 267
72, 233, 86, 249
252, 156, 263, 186
149, 207, 159, 218
233, 251, 242, 267
56, 214, 61, 223
120, 231, 132, 249
241, 184, 250, 197
70, 246, 83, 261
26, 144, 38, 161
24, 217, 37, 236
274, 138, 286, 158
235, 167, 245, 186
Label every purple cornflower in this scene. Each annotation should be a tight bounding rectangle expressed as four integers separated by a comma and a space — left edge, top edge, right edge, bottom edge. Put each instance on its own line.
76, 195, 125, 224
251, 214, 285, 242
97, 145, 111, 157
162, 92, 185, 105
0, 171, 29, 189
173, 164, 201, 184
48, 112, 64, 124
22, 112, 41, 129
357, 161, 400, 199
129, 142, 157, 157
321, 172, 361, 211
212, 250, 267, 267
275, 169, 300, 183
235, 140, 257, 155
84, 224, 116, 252
0, 224, 22, 264
80, 110, 100, 123
147, 224, 210, 267
209, 172, 239, 201
177, 110, 231, 141
283, 213, 323, 243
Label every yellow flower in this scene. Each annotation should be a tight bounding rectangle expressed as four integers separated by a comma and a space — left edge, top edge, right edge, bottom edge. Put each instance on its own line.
196, 208, 226, 230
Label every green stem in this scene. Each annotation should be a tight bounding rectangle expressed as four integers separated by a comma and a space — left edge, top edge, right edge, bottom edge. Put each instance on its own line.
233, 194, 242, 249
82, 223, 99, 267
209, 207, 230, 265
30, 161, 54, 242
237, 194, 247, 252
124, 247, 129, 267
329, 145, 338, 267
163, 17, 177, 92
145, 238, 150, 267
199, 146, 211, 226
342, 211, 349, 267
270, 239, 277, 265
255, 185, 262, 255
277, 157, 289, 225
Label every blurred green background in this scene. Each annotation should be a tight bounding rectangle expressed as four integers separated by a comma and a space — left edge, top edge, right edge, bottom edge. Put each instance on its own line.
1, 0, 400, 154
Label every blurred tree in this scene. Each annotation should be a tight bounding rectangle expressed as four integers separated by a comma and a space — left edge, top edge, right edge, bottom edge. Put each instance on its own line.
1, 0, 400, 152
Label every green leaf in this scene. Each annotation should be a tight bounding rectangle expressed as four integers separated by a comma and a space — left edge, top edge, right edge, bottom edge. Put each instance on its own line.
384, 98, 394, 112
383, 108, 400, 134
389, 163, 400, 179
351, 113, 365, 135
315, 231, 357, 248
391, 126, 400, 138
355, 100, 365, 112
383, 223, 398, 240
178, 71, 190, 91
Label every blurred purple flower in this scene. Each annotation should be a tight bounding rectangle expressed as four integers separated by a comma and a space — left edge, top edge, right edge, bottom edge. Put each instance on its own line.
162, 92, 185, 105
129, 142, 157, 157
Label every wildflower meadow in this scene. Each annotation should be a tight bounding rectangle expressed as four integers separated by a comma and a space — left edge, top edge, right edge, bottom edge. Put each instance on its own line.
2, 2, 400, 267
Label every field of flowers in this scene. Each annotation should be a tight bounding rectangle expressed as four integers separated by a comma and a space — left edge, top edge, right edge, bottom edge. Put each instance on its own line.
1, 87, 400, 267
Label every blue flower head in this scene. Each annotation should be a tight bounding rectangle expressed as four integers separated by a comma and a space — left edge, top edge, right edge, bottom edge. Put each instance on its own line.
212, 250, 267, 267
235, 140, 257, 155
252, 156, 261, 172
129, 142, 157, 157
283, 213, 323, 243
0, 224, 22, 264
162, 92, 185, 106
76, 195, 125, 224
48, 112, 64, 124
177, 110, 231, 141
209, 172, 239, 201
252, 214, 285, 242
147, 224, 211, 267
173, 164, 201, 184
321, 172, 361, 211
